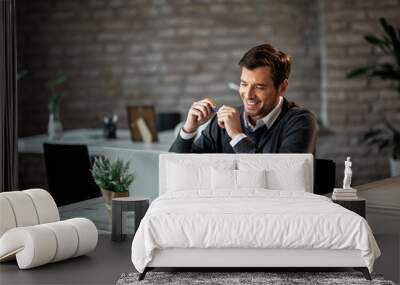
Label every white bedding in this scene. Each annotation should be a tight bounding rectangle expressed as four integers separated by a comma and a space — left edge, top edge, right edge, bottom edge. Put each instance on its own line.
131, 190, 380, 273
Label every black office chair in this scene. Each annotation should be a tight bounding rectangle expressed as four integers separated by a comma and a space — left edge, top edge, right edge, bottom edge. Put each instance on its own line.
43, 143, 101, 206
314, 158, 336, 195
156, 112, 182, 132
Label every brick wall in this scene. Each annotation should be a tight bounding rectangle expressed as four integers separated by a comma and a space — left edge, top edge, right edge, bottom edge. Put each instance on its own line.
320, 0, 400, 185
16, 0, 400, 187
17, 0, 320, 136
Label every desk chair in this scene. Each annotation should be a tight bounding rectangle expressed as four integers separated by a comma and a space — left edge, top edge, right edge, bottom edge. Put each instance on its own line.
314, 158, 336, 195
156, 112, 182, 131
43, 143, 100, 206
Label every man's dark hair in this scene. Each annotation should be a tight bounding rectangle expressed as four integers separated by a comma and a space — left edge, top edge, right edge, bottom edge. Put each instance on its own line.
238, 43, 291, 89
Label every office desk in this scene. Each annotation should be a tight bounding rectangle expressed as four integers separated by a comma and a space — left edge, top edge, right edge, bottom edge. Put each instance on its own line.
18, 129, 177, 201
18, 128, 175, 155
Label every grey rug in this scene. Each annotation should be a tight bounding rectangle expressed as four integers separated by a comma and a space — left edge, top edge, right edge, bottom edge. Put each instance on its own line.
116, 272, 396, 285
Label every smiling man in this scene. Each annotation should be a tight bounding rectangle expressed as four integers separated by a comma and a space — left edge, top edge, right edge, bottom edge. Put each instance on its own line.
169, 43, 318, 154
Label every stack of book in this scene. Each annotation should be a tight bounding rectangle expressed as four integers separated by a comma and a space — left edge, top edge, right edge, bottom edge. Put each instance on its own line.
332, 188, 358, 200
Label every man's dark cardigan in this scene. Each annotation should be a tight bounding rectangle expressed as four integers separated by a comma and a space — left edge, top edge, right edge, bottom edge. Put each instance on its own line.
169, 98, 318, 154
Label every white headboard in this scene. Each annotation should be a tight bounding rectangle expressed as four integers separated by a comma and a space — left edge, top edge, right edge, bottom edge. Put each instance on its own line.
159, 153, 314, 195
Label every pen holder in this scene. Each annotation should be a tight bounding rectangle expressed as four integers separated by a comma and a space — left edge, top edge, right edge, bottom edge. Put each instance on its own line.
103, 115, 118, 139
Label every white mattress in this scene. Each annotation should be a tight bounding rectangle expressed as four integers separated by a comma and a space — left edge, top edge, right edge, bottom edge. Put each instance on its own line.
131, 190, 380, 273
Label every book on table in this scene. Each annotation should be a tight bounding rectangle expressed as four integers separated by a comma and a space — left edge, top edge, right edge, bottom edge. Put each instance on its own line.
332, 188, 358, 200
333, 188, 357, 193
332, 194, 359, 200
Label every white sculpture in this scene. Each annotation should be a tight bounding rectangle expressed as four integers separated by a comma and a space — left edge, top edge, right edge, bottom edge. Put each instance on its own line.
0, 189, 98, 269
343, 156, 352, 189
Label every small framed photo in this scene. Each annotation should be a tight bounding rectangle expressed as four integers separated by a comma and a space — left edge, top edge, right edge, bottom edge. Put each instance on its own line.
126, 105, 158, 142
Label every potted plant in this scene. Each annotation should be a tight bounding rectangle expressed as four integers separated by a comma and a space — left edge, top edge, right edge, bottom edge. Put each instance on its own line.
347, 17, 400, 176
364, 121, 400, 176
47, 73, 68, 140
91, 157, 135, 212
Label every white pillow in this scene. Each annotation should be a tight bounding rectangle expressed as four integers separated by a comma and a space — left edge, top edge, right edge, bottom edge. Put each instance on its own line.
267, 162, 308, 191
238, 159, 309, 192
167, 160, 235, 191
211, 168, 236, 190
237, 169, 267, 189
211, 168, 267, 190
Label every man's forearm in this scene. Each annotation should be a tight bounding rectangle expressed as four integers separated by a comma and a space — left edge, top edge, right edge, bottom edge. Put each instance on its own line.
169, 135, 195, 153
232, 137, 257, 153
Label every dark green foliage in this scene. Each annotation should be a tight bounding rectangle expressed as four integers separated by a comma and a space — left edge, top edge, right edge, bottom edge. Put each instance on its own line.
347, 18, 400, 92
17, 70, 30, 81
363, 121, 400, 159
47, 73, 68, 113
349, 18, 400, 159
91, 157, 135, 193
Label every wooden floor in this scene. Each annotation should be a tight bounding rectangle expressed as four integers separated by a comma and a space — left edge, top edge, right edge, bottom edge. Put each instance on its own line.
1, 234, 398, 284
2, 195, 398, 285
0, 234, 133, 285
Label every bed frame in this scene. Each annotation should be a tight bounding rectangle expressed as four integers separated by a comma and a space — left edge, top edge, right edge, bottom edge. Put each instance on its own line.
139, 248, 370, 280
138, 154, 372, 281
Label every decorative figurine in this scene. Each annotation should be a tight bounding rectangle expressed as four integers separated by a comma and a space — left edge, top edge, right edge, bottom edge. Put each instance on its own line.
343, 156, 352, 189
332, 156, 358, 200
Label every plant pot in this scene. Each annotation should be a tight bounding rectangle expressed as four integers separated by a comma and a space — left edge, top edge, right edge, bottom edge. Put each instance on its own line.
389, 158, 400, 177
48, 111, 63, 140
101, 189, 129, 213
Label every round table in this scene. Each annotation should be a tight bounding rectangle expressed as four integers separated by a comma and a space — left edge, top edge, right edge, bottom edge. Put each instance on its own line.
111, 197, 150, 242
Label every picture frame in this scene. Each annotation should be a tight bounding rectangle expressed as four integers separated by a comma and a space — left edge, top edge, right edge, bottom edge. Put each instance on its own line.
126, 105, 158, 142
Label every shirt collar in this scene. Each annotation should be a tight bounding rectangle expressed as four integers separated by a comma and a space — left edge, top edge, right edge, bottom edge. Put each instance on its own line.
243, 96, 283, 131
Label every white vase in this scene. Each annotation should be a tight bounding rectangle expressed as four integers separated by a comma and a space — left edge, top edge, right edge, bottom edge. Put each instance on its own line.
389, 158, 400, 177
48, 111, 63, 140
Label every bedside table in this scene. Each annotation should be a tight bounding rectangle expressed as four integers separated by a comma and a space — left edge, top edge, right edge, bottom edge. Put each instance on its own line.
111, 197, 150, 242
332, 198, 366, 218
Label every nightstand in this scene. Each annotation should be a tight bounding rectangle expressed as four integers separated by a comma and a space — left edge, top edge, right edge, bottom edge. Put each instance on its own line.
111, 197, 150, 242
332, 198, 366, 218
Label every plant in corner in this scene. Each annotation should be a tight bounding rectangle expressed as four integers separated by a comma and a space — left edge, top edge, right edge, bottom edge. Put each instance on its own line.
47, 73, 68, 140
91, 157, 135, 213
347, 17, 400, 176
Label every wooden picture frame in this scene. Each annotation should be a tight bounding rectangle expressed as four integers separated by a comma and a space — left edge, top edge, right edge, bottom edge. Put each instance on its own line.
127, 105, 158, 142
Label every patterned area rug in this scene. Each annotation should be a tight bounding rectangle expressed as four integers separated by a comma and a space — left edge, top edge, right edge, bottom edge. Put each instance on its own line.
116, 271, 396, 285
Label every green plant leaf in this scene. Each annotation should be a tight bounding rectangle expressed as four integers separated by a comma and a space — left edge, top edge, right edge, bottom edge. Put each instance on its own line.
46, 73, 68, 89
364, 129, 385, 139
380, 17, 400, 65
91, 157, 135, 192
347, 17, 400, 96
17, 70, 30, 81
369, 63, 400, 80
364, 34, 385, 46
364, 34, 391, 53
362, 121, 400, 159
346, 66, 371, 79
385, 120, 400, 135
378, 140, 389, 151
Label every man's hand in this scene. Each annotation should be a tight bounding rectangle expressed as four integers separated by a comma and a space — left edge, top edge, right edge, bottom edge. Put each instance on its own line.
217, 105, 242, 138
182, 98, 216, 133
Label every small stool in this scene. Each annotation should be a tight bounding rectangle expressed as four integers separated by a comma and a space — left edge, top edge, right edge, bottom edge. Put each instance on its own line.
111, 197, 149, 242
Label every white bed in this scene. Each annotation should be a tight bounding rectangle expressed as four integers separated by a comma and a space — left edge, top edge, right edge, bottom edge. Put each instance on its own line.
131, 154, 380, 280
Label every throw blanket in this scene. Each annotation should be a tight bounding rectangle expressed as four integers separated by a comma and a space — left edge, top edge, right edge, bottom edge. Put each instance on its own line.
131, 190, 380, 273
